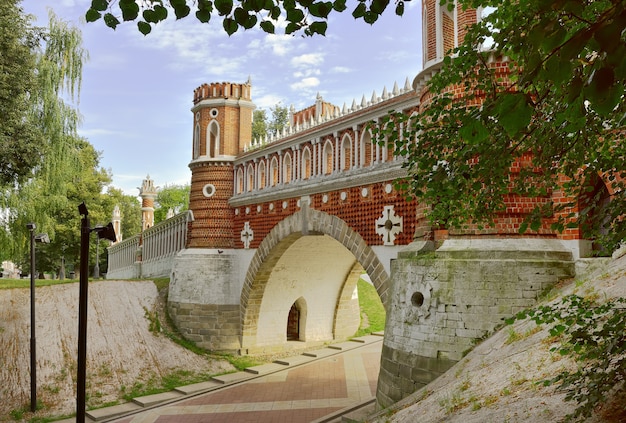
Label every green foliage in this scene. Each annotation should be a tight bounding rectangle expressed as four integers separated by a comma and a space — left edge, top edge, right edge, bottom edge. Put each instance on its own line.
507, 295, 626, 421
0, 0, 41, 187
251, 103, 289, 142
376, 0, 626, 250
154, 184, 190, 224
354, 277, 386, 337
86, 0, 405, 35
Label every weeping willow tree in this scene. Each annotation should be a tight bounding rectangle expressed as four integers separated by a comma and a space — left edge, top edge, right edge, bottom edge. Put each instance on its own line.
0, 3, 88, 264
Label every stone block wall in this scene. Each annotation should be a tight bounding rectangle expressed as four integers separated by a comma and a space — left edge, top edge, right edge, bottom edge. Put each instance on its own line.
376, 238, 575, 408
168, 302, 240, 352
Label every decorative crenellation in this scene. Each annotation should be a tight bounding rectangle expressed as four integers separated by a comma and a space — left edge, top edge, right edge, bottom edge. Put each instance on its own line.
244, 78, 413, 152
193, 78, 252, 104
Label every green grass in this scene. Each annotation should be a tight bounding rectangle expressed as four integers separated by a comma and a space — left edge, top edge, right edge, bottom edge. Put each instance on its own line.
0, 277, 78, 289
354, 277, 386, 337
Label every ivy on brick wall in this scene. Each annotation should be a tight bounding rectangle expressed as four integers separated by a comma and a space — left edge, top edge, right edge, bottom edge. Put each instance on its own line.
376, 0, 625, 250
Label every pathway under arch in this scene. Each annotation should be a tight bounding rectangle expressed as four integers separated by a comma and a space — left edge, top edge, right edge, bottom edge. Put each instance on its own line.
240, 207, 390, 354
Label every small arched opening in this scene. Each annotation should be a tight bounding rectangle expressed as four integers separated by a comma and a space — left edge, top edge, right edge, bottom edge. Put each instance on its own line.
287, 297, 307, 341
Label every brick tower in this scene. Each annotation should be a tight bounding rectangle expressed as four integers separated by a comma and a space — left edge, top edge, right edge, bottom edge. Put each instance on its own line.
139, 174, 158, 231
187, 80, 254, 248
168, 80, 255, 352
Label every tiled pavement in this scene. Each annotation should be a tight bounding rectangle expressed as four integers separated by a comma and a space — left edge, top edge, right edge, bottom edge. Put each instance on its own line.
61, 334, 383, 423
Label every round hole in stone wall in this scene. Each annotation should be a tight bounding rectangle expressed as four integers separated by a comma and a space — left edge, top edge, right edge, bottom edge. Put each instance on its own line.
411, 291, 425, 307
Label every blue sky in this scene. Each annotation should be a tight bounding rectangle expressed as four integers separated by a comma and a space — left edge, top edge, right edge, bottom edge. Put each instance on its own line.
24, 0, 423, 197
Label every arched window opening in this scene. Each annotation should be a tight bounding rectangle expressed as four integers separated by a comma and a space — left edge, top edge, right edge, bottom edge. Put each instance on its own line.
283, 152, 292, 184
302, 147, 312, 180
323, 140, 334, 175
341, 135, 352, 171
270, 156, 279, 186
236, 168, 244, 194
208, 121, 220, 158
193, 123, 200, 159
361, 130, 372, 167
258, 161, 267, 189
286, 297, 307, 341
247, 164, 254, 192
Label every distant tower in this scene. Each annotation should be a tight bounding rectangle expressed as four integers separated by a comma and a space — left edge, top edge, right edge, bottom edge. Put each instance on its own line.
112, 204, 122, 243
187, 79, 255, 248
422, 0, 478, 69
139, 175, 158, 231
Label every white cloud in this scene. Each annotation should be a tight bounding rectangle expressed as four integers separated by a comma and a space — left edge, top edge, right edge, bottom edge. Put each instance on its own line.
330, 66, 351, 74
290, 77, 320, 91
293, 69, 321, 78
291, 53, 324, 68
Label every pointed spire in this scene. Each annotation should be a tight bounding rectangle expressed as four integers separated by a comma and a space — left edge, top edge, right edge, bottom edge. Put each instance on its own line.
382, 86, 389, 100
361, 95, 367, 108
404, 77, 412, 92
371, 90, 378, 104
351, 99, 358, 111
392, 81, 400, 96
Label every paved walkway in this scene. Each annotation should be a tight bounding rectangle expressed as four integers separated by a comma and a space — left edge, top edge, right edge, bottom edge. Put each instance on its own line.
73, 335, 382, 423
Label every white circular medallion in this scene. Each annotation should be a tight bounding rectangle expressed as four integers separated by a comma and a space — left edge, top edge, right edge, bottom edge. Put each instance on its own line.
385, 183, 393, 194
361, 188, 369, 197
340, 191, 347, 201
322, 194, 329, 203
283, 201, 288, 209
257, 205, 262, 213
202, 184, 216, 197
269, 203, 274, 211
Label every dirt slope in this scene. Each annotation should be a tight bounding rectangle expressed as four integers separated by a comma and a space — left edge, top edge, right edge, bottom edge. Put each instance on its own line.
0, 280, 234, 421
370, 253, 626, 423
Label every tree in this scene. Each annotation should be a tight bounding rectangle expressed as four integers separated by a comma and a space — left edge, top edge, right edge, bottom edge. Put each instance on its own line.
0, 0, 41, 187
251, 104, 289, 142
154, 184, 190, 224
378, 0, 625, 251
0, 6, 94, 272
85, 0, 406, 36
252, 109, 268, 142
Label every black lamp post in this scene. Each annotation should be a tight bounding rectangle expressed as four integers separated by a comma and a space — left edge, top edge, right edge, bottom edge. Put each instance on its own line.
26, 223, 49, 413
76, 203, 116, 423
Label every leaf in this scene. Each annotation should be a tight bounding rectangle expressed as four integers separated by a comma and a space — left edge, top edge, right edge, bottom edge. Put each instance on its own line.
119, 0, 139, 21
395, 1, 404, 16
195, 9, 211, 23
286, 7, 305, 22
223, 17, 238, 35
103, 13, 120, 29
494, 93, 532, 137
260, 20, 275, 33
307, 20, 327, 35
174, 4, 191, 19
215, 0, 234, 15
309, 1, 333, 18
137, 21, 152, 35
352, 2, 366, 18
154, 5, 168, 21
90, 0, 108, 12
333, 0, 347, 12
370, 0, 389, 15
85, 8, 102, 22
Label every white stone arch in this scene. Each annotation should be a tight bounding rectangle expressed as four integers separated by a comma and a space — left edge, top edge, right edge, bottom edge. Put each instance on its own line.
283, 151, 293, 184
240, 208, 391, 351
340, 133, 352, 171
301, 146, 312, 180
246, 163, 254, 192
322, 139, 334, 175
207, 120, 220, 158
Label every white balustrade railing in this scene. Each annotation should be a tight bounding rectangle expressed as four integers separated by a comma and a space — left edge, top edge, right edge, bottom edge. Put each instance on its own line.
107, 210, 194, 279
